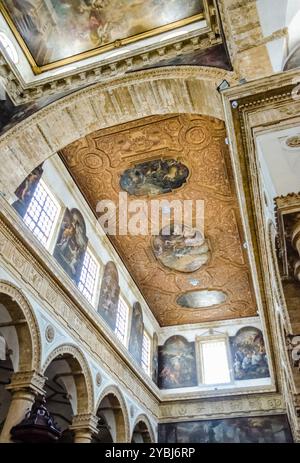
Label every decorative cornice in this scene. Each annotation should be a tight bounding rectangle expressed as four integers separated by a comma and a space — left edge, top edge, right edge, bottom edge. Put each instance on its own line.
159, 393, 285, 422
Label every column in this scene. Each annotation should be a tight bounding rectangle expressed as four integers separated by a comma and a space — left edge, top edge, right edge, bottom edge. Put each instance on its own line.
0, 371, 46, 443
70, 413, 99, 444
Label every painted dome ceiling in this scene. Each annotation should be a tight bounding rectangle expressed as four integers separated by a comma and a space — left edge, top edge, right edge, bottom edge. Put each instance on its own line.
60, 114, 257, 326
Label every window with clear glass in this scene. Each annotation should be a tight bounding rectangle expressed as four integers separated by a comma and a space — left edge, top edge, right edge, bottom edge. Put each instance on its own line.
78, 249, 99, 304
23, 180, 60, 248
141, 331, 151, 375
115, 298, 129, 345
201, 339, 231, 385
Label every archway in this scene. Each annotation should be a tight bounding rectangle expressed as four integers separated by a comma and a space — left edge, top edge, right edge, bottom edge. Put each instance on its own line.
0, 281, 42, 441
0, 67, 236, 197
131, 415, 155, 443
95, 386, 130, 443
42, 344, 94, 443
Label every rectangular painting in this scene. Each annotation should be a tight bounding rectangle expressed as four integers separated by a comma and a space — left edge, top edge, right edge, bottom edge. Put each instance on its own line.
158, 415, 293, 443
158, 335, 197, 389
1, 1, 204, 70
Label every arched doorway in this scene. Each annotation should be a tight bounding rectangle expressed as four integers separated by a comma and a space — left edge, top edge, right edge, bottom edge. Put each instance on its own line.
94, 386, 129, 443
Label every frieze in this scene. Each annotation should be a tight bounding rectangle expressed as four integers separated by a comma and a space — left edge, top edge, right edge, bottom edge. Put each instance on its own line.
159, 394, 285, 421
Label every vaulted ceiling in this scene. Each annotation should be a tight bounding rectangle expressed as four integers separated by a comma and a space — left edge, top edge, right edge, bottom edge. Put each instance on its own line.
60, 114, 257, 326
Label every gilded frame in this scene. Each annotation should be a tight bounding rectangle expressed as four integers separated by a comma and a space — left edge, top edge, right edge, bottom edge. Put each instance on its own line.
0, 1, 205, 74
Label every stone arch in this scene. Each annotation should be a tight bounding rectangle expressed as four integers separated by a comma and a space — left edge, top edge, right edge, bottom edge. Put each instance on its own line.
96, 384, 130, 443
0, 280, 41, 372
131, 414, 156, 443
0, 67, 237, 197
42, 343, 94, 415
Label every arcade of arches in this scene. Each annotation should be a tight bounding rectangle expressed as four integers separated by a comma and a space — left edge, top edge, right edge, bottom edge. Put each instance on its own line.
0, 0, 300, 444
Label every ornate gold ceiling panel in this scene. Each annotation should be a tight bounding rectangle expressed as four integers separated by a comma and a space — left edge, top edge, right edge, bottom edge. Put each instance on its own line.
61, 114, 257, 326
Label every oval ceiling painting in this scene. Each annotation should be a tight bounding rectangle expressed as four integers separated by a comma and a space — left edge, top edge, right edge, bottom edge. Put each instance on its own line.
177, 290, 227, 309
120, 159, 189, 196
153, 224, 210, 272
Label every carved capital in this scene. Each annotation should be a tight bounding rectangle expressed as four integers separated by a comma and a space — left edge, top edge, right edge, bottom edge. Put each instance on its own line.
7, 370, 46, 396
70, 413, 99, 435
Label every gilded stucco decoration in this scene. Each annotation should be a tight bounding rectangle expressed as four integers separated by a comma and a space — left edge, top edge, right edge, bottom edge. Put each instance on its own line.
61, 113, 257, 325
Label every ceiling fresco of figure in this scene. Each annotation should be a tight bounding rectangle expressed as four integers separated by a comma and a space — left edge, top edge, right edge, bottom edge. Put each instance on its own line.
1, 0, 204, 69
152, 224, 210, 273
61, 114, 257, 326
120, 159, 189, 196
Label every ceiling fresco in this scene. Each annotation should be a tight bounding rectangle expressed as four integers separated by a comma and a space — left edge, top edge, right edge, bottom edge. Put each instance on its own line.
61, 114, 257, 326
1, 0, 204, 71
